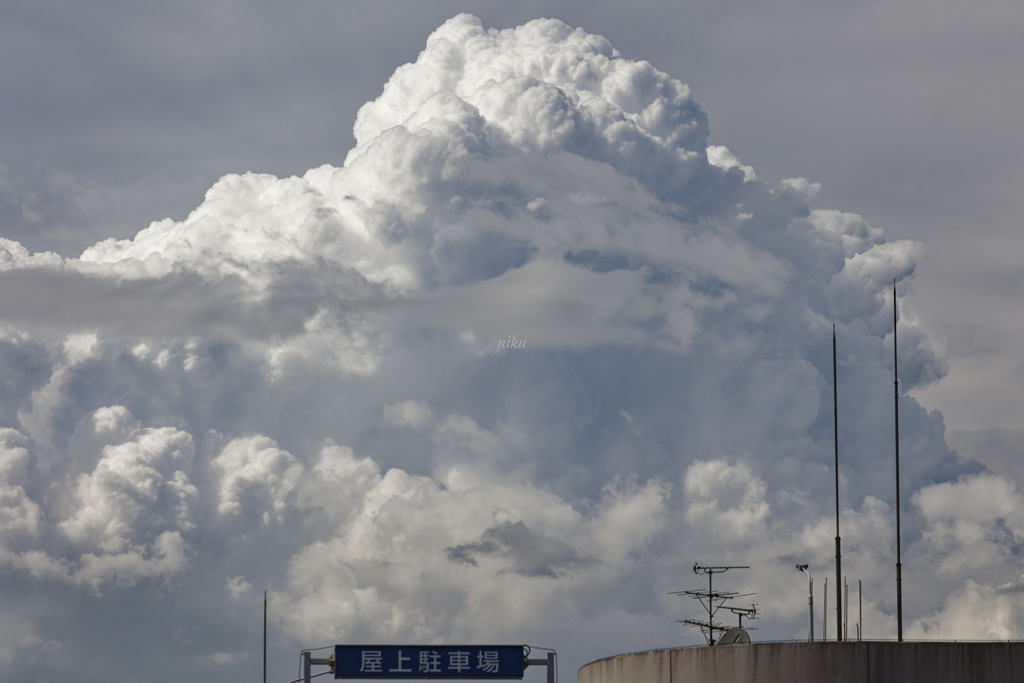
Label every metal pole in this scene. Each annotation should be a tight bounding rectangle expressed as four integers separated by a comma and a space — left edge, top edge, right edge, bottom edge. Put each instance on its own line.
708, 570, 714, 645
303, 651, 311, 683
809, 575, 814, 642
844, 578, 849, 641
264, 591, 267, 683
823, 577, 828, 641
833, 326, 843, 641
859, 579, 863, 641
798, 565, 813, 642
894, 280, 904, 642
546, 652, 555, 683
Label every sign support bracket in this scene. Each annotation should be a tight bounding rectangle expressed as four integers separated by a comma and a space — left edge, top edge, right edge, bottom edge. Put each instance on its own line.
524, 652, 555, 683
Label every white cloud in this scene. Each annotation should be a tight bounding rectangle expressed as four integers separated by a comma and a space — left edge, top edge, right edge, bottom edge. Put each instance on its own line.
587, 476, 671, 561
210, 651, 251, 665
213, 435, 303, 524
909, 578, 1024, 641
274, 442, 667, 646
0, 238, 63, 271
71, 530, 190, 589
90, 405, 142, 443
0, 407, 200, 590
226, 575, 253, 600
683, 459, 769, 540
60, 408, 197, 553
0, 429, 43, 544
0, 12, 1013, 682
0, 614, 64, 668
913, 472, 1024, 575
707, 145, 756, 182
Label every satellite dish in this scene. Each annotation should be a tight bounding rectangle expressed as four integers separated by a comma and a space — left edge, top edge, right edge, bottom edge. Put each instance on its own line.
717, 627, 750, 645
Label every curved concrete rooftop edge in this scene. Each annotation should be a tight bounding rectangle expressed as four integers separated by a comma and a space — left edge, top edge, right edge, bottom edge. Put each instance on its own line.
578, 641, 1024, 683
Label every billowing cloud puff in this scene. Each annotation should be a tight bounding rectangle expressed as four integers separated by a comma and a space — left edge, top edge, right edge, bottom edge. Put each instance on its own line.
0, 429, 43, 545
0, 13, 1013, 682
60, 406, 197, 552
276, 437, 669, 645
913, 473, 1024, 576
683, 459, 769, 539
214, 435, 302, 524
0, 408, 196, 590
908, 579, 1024, 641
0, 332, 52, 429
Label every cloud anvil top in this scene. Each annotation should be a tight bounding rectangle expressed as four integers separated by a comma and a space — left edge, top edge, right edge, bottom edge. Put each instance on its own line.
0, 11, 1017, 683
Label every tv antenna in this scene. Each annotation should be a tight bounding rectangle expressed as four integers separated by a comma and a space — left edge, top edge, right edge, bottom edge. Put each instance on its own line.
669, 564, 756, 646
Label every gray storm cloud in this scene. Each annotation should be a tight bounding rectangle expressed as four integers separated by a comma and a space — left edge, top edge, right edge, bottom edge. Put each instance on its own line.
0, 13, 1016, 683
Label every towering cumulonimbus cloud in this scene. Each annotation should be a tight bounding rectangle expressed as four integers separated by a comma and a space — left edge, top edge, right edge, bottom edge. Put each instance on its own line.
0, 13, 1017, 683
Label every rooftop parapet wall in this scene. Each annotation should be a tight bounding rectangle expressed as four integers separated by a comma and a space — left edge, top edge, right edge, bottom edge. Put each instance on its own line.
579, 642, 1024, 683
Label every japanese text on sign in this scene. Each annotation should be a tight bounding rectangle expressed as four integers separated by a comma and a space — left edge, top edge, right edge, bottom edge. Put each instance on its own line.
335, 645, 525, 679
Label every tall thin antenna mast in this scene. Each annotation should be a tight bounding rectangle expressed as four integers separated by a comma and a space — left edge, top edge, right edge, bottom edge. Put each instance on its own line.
833, 325, 843, 641
894, 280, 903, 641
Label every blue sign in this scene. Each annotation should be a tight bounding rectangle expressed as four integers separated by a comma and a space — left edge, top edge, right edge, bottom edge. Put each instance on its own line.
334, 645, 525, 679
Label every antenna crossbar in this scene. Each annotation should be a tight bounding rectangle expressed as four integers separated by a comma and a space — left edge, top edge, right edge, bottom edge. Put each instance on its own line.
679, 619, 732, 633
669, 589, 741, 598
693, 564, 749, 573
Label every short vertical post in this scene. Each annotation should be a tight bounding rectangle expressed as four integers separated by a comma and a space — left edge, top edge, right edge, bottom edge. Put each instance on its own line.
303, 651, 311, 683
546, 652, 555, 683
859, 580, 863, 641
809, 576, 814, 642
844, 578, 849, 641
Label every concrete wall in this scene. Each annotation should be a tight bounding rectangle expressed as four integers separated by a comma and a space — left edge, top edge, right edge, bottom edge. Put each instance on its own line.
578, 642, 1024, 683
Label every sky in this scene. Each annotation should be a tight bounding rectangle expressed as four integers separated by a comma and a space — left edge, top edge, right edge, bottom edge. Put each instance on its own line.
0, 1, 1022, 682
